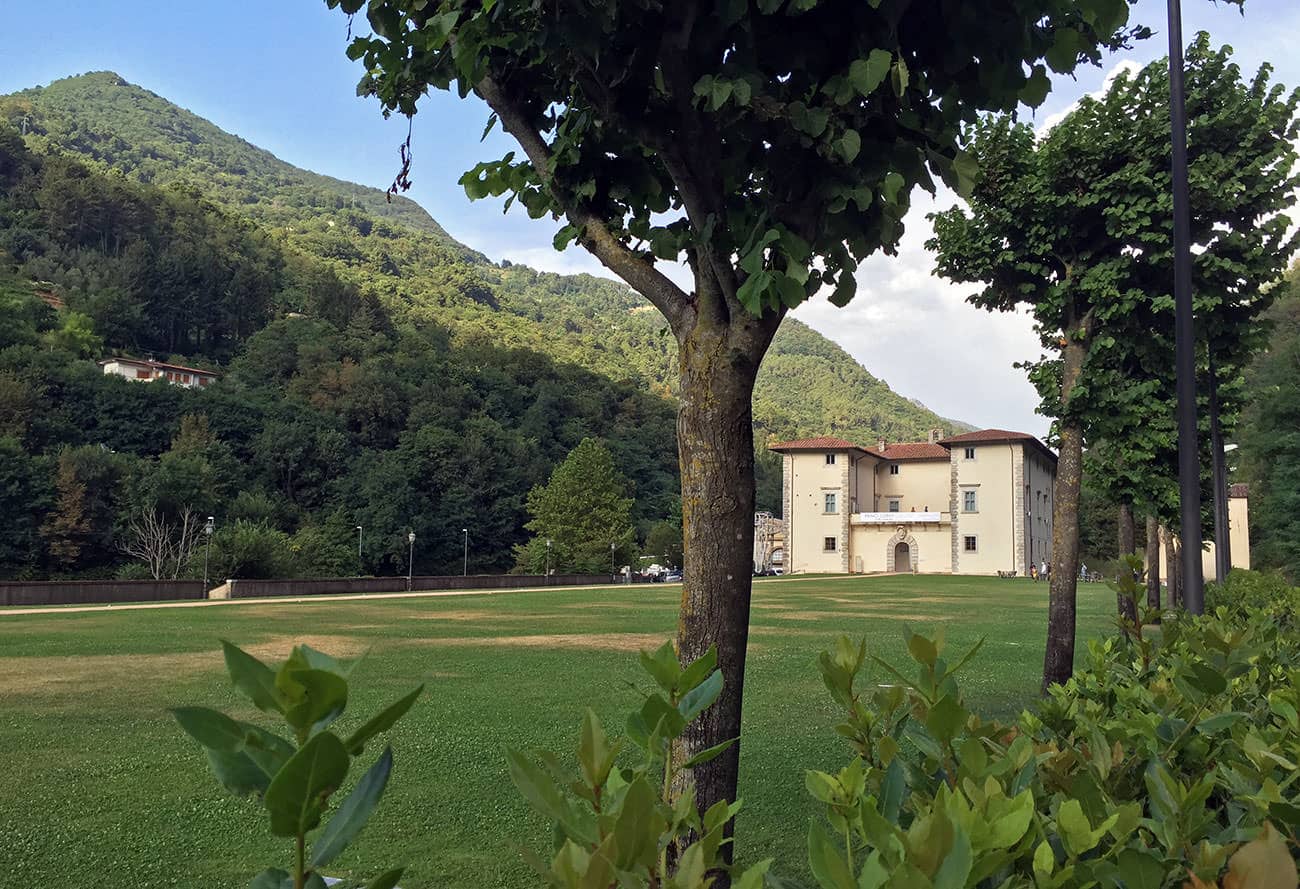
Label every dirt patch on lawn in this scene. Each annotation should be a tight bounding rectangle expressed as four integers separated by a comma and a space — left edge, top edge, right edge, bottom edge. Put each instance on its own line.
0, 633, 368, 696
402, 632, 672, 653
757, 609, 951, 623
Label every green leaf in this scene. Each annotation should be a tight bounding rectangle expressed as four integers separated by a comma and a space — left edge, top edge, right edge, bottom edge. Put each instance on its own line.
312, 747, 393, 867
829, 272, 857, 307
264, 731, 350, 838
506, 749, 598, 845
1057, 799, 1100, 857
1117, 849, 1164, 889
678, 669, 723, 721
933, 824, 972, 889
640, 640, 680, 691
1021, 65, 1051, 109
207, 746, 274, 797
710, 79, 734, 111
1188, 662, 1228, 696
683, 737, 736, 769
249, 868, 291, 889
678, 645, 718, 695
734, 859, 774, 889
363, 869, 405, 889
279, 667, 349, 738
880, 758, 905, 823
222, 640, 282, 714
835, 129, 862, 163
577, 709, 618, 789
925, 694, 967, 743
849, 50, 893, 96
890, 56, 909, 97
172, 706, 248, 752
809, 819, 856, 889
951, 151, 979, 199
345, 685, 424, 756
882, 172, 906, 206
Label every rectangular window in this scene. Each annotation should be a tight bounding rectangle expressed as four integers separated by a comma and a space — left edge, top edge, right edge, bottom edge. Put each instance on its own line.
889, 464, 899, 475
135, 369, 150, 379
888, 500, 900, 513
964, 447, 976, 460
963, 490, 978, 512
964, 535, 978, 553
824, 493, 837, 514
823, 537, 838, 552
825, 453, 836, 465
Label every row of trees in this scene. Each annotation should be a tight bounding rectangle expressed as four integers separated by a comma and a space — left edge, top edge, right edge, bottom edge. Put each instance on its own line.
930, 35, 1300, 688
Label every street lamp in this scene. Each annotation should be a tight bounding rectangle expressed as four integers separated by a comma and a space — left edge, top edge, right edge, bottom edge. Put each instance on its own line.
611, 541, 617, 580
1166, 0, 1205, 613
355, 525, 363, 567
407, 531, 415, 591
462, 528, 468, 577
545, 538, 552, 581
203, 516, 215, 589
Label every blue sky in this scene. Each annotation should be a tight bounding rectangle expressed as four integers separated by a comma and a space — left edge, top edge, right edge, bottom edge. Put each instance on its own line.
4, 0, 1299, 438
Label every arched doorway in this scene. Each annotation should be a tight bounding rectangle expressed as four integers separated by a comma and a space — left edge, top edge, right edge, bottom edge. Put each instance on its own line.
886, 528, 918, 573
894, 542, 911, 573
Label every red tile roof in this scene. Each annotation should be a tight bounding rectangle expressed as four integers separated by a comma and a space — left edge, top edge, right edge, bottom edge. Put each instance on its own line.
939, 429, 1037, 445
769, 436, 867, 453
941, 429, 1057, 464
1229, 483, 1249, 498
869, 442, 950, 461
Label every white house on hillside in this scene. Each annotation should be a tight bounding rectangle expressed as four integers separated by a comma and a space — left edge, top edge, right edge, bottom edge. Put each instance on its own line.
98, 356, 218, 389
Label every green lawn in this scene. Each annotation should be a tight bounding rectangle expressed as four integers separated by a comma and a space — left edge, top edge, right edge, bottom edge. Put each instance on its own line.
0, 574, 1115, 888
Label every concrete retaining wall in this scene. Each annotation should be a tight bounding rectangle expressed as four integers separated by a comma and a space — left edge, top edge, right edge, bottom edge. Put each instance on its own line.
221, 574, 613, 599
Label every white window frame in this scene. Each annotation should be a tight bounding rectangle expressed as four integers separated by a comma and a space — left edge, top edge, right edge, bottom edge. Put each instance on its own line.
823, 536, 838, 552
963, 535, 978, 553
825, 453, 837, 466
888, 500, 901, 513
889, 464, 899, 475
964, 447, 976, 460
824, 492, 838, 514
962, 489, 978, 513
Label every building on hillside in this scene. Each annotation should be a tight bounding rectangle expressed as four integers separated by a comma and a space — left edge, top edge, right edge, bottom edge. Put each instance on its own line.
98, 356, 218, 389
772, 428, 1058, 576
1153, 483, 1251, 581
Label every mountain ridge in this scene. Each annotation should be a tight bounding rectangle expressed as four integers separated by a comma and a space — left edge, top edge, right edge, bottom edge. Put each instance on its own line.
1, 70, 971, 445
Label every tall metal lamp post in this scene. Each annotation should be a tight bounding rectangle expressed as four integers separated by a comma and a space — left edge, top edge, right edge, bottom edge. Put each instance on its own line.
203, 516, 215, 589
407, 531, 415, 591
545, 538, 552, 582
462, 528, 468, 577
355, 525, 363, 567
1166, 0, 1205, 613
610, 541, 617, 581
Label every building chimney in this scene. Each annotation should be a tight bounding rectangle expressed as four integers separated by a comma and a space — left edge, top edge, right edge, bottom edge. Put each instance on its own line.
877, 437, 887, 453
928, 428, 943, 444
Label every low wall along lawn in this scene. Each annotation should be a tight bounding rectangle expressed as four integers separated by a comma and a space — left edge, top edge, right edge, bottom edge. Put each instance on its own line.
0, 579, 208, 607
219, 574, 612, 599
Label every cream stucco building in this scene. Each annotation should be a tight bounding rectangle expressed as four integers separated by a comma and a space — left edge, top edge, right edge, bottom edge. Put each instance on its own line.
773, 429, 1058, 576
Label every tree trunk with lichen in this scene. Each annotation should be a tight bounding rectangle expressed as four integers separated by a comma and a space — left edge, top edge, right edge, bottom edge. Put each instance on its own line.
674, 311, 765, 872
1043, 317, 1089, 693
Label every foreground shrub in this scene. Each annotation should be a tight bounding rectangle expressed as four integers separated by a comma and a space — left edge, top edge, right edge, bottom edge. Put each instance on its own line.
1206, 568, 1299, 620
807, 604, 1300, 889
508, 641, 770, 888
174, 642, 422, 889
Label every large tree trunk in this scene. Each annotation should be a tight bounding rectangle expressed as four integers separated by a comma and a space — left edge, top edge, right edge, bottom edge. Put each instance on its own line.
1145, 514, 1161, 610
674, 305, 772, 873
1043, 319, 1089, 693
1117, 503, 1137, 624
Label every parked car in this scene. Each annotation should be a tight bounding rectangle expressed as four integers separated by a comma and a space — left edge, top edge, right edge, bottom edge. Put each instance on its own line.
663, 571, 683, 583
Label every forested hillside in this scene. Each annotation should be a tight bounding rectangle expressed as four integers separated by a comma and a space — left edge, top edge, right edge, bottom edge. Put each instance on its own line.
0, 72, 966, 580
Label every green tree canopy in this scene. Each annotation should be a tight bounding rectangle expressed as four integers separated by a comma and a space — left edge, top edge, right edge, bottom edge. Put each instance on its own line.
929, 35, 1300, 689
515, 438, 636, 575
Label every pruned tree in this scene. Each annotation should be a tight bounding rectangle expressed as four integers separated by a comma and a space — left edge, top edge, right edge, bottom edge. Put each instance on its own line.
121, 506, 202, 580
930, 36, 1299, 690
329, 0, 1153, 837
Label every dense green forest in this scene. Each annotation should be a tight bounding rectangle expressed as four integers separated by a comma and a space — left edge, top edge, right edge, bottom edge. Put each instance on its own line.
0, 72, 963, 580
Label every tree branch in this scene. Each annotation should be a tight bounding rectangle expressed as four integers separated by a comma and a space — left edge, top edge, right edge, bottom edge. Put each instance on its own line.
476, 75, 694, 332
